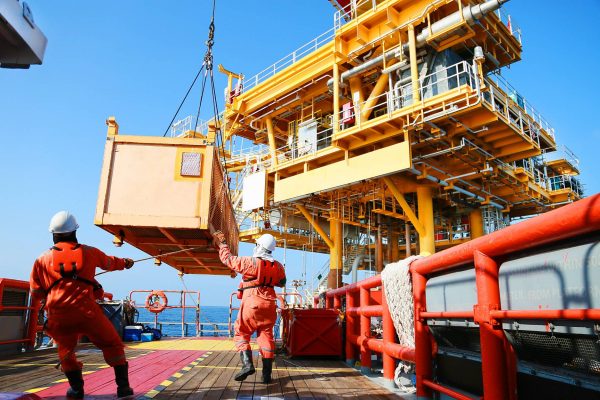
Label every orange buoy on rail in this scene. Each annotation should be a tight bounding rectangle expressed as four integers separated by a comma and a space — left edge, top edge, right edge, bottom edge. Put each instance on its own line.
145, 290, 168, 313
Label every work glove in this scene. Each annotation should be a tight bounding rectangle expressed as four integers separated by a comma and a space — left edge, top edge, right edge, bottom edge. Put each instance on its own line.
124, 258, 135, 269
213, 230, 227, 245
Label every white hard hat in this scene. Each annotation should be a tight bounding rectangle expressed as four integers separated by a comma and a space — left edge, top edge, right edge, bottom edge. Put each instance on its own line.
256, 233, 276, 252
49, 211, 79, 234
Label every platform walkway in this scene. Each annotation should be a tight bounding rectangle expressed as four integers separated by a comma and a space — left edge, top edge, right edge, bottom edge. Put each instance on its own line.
0, 338, 402, 399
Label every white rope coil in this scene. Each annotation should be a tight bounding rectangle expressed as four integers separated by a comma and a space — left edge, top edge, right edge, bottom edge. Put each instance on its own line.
381, 255, 422, 390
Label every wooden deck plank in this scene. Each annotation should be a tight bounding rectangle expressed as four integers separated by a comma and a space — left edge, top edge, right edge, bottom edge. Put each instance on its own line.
157, 351, 228, 399
272, 357, 298, 400
236, 352, 258, 399
155, 352, 218, 399
282, 358, 318, 399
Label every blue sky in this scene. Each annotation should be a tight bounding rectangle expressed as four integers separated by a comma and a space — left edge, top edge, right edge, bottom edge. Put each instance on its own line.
1, 0, 598, 306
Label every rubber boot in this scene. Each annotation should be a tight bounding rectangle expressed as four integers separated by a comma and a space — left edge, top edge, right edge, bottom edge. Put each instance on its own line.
65, 370, 84, 399
261, 358, 273, 384
114, 363, 134, 398
234, 350, 255, 382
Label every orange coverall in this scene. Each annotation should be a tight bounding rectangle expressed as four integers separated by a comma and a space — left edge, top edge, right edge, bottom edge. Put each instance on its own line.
30, 243, 128, 372
218, 244, 285, 359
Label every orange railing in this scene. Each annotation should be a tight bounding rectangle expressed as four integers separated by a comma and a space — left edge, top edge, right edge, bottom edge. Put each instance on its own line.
320, 194, 600, 399
0, 278, 42, 349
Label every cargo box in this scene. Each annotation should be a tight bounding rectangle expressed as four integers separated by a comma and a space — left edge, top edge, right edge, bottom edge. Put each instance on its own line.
95, 119, 238, 275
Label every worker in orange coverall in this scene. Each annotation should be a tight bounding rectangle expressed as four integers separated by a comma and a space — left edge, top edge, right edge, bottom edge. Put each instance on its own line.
213, 231, 286, 384
30, 211, 135, 399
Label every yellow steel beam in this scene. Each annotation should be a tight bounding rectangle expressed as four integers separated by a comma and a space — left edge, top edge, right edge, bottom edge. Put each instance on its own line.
416, 186, 435, 256
361, 70, 391, 121
333, 62, 340, 135
408, 24, 420, 102
296, 204, 334, 249
265, 117, 278, 167
328, 218, 343, 289
381, 176, 425, 237
469, 208, 484, 239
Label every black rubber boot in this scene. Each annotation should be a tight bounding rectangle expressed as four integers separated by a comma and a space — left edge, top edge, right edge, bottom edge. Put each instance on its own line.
65, 370, 84, 399
114, 363, 134, 398
234, 350, 255, 382
261, 358, 273, 384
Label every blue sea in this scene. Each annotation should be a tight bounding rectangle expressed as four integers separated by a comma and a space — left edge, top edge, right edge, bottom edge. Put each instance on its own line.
134, 306, 284, 339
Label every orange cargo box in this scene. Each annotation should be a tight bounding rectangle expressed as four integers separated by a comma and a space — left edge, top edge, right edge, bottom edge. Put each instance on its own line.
95, 119, 238, 275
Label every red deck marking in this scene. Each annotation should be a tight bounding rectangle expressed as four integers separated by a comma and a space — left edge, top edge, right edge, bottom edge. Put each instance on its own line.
35, 350, 205, 399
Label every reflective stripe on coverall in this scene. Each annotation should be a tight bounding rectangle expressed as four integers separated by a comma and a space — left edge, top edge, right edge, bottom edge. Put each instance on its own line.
30, 243, 129, 371
218, 244, 285, 359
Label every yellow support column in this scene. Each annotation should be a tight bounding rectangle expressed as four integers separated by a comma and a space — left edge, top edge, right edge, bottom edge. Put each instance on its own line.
470, 208, 484, 239
266, 117, 278, 167
328, 218, 343, 289
333, 62, 340, 134
417, 186, 435, 256
389, 222, 399, 263
408, 25, 420, 102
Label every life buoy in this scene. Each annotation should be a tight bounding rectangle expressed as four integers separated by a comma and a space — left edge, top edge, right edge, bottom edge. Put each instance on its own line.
145, 290, 168, 313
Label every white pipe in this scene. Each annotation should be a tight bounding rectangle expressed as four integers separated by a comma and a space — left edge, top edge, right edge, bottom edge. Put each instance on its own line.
409, 0, 509, 52
351, 254, 374, 283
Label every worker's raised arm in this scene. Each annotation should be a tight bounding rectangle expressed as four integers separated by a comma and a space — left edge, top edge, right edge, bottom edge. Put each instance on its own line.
217, 242, 255, 274
86, 246, 134, 272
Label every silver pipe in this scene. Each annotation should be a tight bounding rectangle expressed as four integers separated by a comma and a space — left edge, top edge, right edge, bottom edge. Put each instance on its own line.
327, 0, 508, 90
407, 0, 510, 53
406, 167, 504, 210
351, 254, 374, 284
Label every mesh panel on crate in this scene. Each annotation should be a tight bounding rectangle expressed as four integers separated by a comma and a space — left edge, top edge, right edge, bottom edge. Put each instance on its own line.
209, 152, 238, 255
180, 152, 202, 177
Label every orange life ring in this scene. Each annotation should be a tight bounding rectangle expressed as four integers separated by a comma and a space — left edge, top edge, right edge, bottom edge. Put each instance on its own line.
145, 290, 168, 314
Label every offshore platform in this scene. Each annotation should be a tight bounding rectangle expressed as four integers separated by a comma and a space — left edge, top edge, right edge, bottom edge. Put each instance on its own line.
95, 0, 582, 289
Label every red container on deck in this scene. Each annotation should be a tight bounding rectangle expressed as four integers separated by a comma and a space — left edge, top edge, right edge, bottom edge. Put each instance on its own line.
284, 308, 342, 357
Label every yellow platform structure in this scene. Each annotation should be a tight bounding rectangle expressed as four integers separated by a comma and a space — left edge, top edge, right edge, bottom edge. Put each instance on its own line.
96, 0, 583, 287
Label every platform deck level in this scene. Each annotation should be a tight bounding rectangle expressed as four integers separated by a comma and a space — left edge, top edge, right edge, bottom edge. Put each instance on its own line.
0, 338, 402, 399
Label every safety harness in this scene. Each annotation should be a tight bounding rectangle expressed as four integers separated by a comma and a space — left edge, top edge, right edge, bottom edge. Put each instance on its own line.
44, 243, 101, 294
237, 259, 286, 298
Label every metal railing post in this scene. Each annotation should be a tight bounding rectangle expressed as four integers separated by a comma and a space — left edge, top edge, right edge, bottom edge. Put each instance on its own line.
359, 286, 372, 374
473, 251, 513, 400
412, 270, 433, 399
382, 287, 396, 387
346, 290, 358, 366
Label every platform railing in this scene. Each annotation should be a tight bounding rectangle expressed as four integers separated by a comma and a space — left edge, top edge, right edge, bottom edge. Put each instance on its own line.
408, 194, 600, 399
129, 290, 200, 337
322, 275, 416, 386
241, 27, 335, 93
319, 194, 600, 398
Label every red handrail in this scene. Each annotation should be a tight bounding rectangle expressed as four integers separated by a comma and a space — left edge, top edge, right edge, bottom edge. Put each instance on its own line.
319, 194, 600, 399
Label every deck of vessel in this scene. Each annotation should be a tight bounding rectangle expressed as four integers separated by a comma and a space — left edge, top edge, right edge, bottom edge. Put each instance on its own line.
0, 338, 403, 399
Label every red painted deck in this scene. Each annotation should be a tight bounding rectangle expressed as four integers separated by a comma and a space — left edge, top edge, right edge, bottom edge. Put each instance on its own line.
37, 350, 205, 399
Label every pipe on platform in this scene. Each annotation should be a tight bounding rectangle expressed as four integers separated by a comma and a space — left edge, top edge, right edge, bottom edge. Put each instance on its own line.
406, 167, 505, 210
347, 334, 415, 363
327, 0, 509, 88
351, 254, 373, 284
